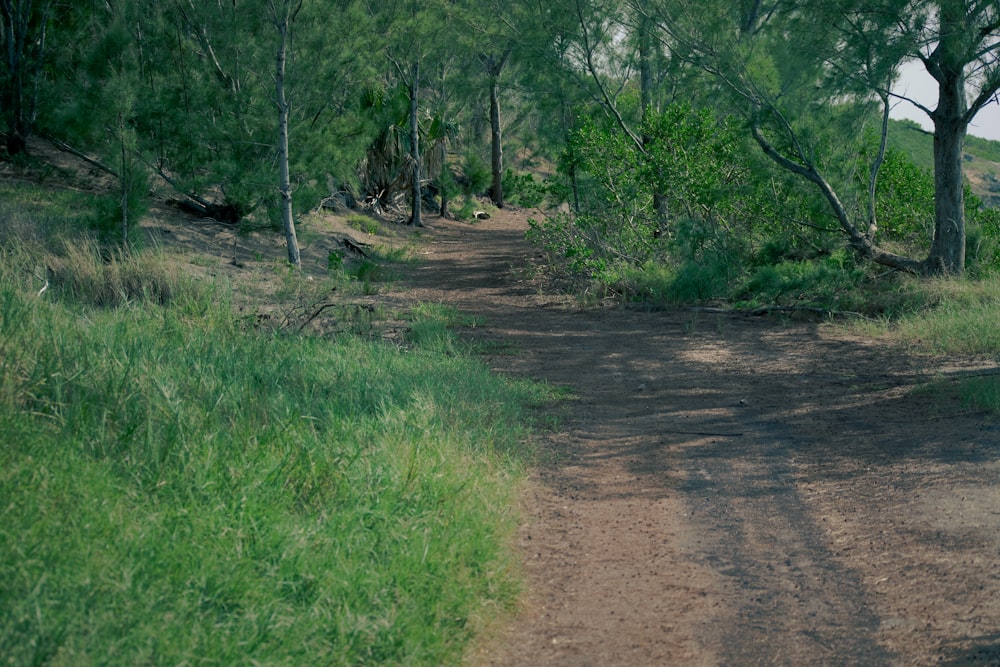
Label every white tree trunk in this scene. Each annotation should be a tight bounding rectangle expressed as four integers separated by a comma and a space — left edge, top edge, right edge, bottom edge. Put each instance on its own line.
409, 60, 422, 227
274, 0, 301, 267
489, 72, 504, 208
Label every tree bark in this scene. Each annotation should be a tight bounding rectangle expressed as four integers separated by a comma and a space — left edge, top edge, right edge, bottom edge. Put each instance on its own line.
489, 71, 504, 208
638, 15, 666, 238
409, 60, 423, 227
120, 133, 130, 252
484, 50, 511, 209
439, 141, 450, 219
638, 13, 654, 116
924, 1, 969, 275
750, 123, 925, 274
274, 0, 301, 267
929, 105, 966, 274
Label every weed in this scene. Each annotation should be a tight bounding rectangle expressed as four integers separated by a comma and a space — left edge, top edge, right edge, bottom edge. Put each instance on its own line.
347, 213, 380, 236
405, 303, 481, 353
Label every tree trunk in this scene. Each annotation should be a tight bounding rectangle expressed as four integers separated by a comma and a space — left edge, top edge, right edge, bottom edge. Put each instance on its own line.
409, 60, 422, 227
485, 50, 511, 209
925, 2, 968, 275
929, 109, 966, 274
489, 72, 504, 208
0, 0, 48, 156
274, 3, 301, 267
439, 141, 449, 219
638, 14, 653, 115
120, 135, 130, 252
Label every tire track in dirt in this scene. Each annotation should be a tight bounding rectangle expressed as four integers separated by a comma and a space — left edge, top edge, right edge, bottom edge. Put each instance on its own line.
389, 212, 1000, 666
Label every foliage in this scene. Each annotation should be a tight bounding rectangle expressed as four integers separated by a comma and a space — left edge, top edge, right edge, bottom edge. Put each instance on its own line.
528, 93, 1000, 310
872, 144, 936, 247
968, 206, 1000, 276
528, 102, 828, 300
502, 169, 548, 208
461, 151, 492, 196
737, 251, 869, 309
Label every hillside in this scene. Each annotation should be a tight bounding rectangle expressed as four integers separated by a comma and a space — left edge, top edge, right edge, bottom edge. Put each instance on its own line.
890, 119, 1000, 208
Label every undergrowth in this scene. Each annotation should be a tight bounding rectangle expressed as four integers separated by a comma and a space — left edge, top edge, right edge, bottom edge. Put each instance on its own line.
0, 199, 555, 665
855, 277, 1000, 412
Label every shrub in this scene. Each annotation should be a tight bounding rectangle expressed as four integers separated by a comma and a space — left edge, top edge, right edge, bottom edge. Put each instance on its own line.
502, 170, 547, 208
461, 152, 491, 196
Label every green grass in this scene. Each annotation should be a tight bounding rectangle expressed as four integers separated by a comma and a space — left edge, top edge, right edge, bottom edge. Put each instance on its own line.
967, 134, 1000, 163
856, 276, 1000, 412
406, 303, 486, 354
347, 213, 381, 236
888, 119, 936, 172
860, 277, 1000, 354
0, 221, 554, 666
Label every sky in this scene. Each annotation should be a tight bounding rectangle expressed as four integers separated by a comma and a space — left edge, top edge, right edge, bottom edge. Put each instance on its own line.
891, 60, 1000, 142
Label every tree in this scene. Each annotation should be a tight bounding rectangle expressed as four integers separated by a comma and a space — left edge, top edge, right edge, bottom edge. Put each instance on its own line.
459, 0, 528, 209
52, 1, 149, 250
889, 0, 1000, 274
645, 0, 1000, 275
270, 0, 301, 267
483, 48, 512, 208
164, 0, 372, 229
372, 0, 453, 226
0, 0, 56, 154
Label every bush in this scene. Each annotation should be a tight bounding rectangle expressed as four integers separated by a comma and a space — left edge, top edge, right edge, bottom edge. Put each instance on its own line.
461, 152, 491, 196
502, 170, 547, 208
739, 251, 864, 307
527, 103, 819, 301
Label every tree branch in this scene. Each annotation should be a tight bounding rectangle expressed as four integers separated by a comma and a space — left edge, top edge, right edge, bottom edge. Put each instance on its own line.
42, 134, 119, 178
574, 0, 645, 154
867, 89, 891, 241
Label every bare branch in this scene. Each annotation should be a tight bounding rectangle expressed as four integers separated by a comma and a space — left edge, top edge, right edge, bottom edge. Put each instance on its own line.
887, 88, 936, 118
176, 0, 237, 92
574, 0, 645, 154
867, 90, 891, 241
751, 123, 924, 275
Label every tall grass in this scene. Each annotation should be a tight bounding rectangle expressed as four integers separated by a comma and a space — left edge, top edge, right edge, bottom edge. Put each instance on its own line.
858, 276, 1000, 412
0, 232, 551, 665
863, 277, 1000, 354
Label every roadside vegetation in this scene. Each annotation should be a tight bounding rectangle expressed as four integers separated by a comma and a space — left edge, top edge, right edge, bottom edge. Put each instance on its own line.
3, 1, 1000, 661
515, 108, 1000, 413
0, 185, 556, 666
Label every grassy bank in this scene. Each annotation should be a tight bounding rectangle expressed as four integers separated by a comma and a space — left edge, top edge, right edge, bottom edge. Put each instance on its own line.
0, 230, 552, 665
855, 277, 1000, 413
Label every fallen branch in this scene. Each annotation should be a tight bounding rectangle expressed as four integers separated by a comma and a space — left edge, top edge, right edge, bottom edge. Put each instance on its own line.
296, 302, 339, 333
336, 235, 370, 258
746, 305, 869, 319
689, 305, 873, 320
42, 134, 118, 178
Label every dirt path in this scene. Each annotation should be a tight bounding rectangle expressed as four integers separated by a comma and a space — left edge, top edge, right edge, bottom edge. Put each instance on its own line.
389, 210, 1000, 666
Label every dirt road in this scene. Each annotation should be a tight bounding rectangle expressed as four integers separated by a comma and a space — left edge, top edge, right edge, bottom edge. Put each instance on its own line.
390, 210, 1000, 666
